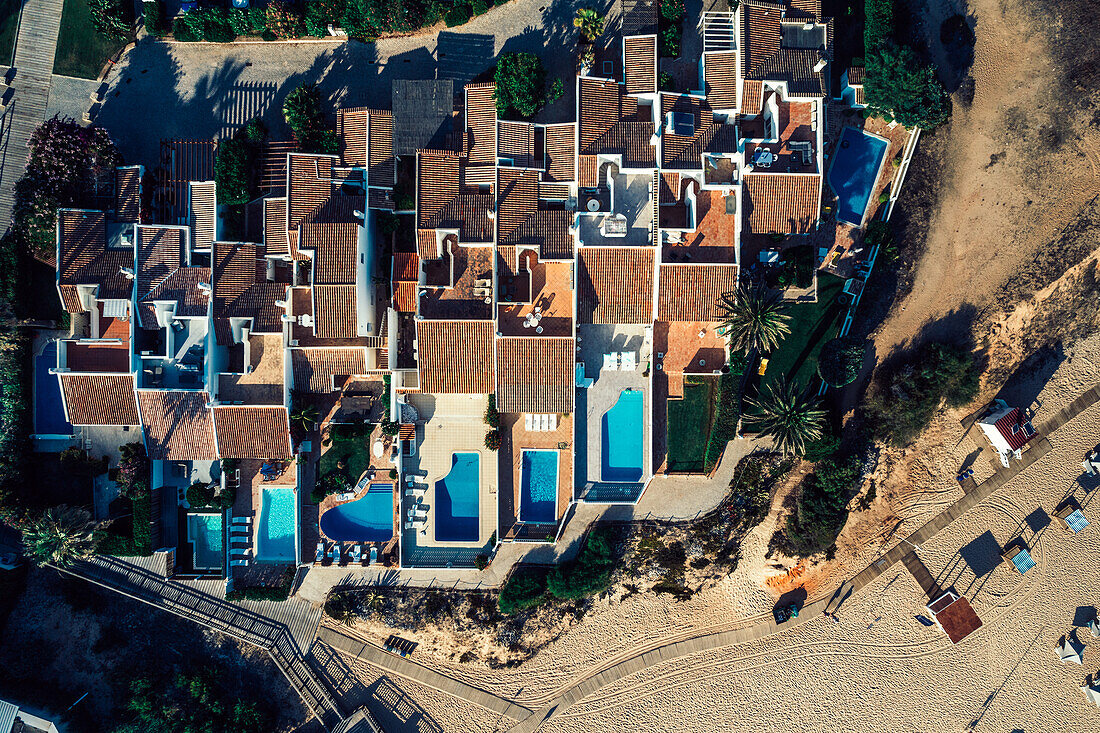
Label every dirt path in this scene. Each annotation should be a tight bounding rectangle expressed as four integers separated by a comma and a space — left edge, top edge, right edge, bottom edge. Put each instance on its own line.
872, 0, 1100, 358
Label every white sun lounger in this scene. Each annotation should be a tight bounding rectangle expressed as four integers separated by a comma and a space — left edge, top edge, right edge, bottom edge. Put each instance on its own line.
350, 544, 362, 564
603, 352, 619, 371
328, 545, 340, 563
315, 542, 324, 563
405, 487, 425, 498
369, 546, 378, 565
231, 516, 251, 526
548, 413, 558, 431
231, 548, 252, 558
408, 507, 428, 519
620, 351, 636, 371
524, 413, 534, 431
230, 558, 250, 567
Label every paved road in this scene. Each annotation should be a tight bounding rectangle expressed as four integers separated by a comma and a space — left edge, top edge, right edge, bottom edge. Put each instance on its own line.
0, 0, 64, 234
95, 0, 614, 167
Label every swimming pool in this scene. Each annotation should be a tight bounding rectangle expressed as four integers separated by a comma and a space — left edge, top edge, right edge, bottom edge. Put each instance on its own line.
187, 512, 223, 571
520, 450, 558, 524
256, 487, 297, 562
320, 483, 394, 542
828, 127, 889, 225
35, 342, 71, 436
602, 389, 644, 482
435, 452, 480, 542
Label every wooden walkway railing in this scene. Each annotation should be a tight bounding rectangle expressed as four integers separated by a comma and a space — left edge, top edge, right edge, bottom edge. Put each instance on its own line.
56, 557, 345, 730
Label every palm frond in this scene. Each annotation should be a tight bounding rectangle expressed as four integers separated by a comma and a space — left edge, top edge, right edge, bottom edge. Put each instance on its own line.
745, 378, 826, 455
717, 285, 791, 354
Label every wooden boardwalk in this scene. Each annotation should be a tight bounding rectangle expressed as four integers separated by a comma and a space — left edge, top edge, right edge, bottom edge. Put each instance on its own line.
59, 556, 344, 730
0, 0, 64, 232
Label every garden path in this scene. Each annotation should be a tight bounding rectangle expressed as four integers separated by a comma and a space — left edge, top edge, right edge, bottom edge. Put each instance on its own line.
0, 0, 63, 235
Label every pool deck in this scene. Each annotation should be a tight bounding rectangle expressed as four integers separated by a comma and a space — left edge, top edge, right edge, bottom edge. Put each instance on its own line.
230, 458, 296, 580
499, 413, 573, 540
576, 324, 652, 498
402, 394, 497, 554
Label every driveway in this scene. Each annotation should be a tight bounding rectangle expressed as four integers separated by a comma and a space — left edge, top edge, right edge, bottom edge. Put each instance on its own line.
94, 0, 616, 166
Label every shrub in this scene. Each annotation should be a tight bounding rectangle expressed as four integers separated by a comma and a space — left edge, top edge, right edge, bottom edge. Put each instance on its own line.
776, 244, 814, 289
283, 83, 335, 153
659, 24, 681, 57
494, 52, 547, 119
547, 78, 564, 103
498, 566, 548, 614
864, 0, 894, 54
229, 7, 266, 35
324, 591, 357, 622
203, 8, 237, 42
484, 394, 500, 428
341, 0, 377, 40
864, 341, 979, 447
547, 526, 615, 600
228, 568, 294, 602
703, 357, 746, 470
658, 71, 675, 91
173, 11, 206, 41
657, 0, 685, 57
89, 0, 133, 41
266, 1, 304, 38
484, 429, 501, 451
444, 2, 471, 26
187, 481, 215, 508
471, 0, 489, 13
311, 471, 351, 504
144, 0, 166, 36
865, 46, 951, 129
818, 337, 866, 387
474, 553, 489, 570
117, 442, 150, 498
785, 455, 861, 555
214, 129, 261, 206
801, 422, 841, 462
305, 0, 345, 35
380, 420, 400, 437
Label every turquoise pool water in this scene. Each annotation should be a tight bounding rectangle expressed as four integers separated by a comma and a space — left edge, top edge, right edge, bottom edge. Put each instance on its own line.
436, 452, 480, 542
320, 483, 394, 542
256, 487, 297, 562
35, 342, 71, 435
602, 390, 644, 482
187, 513, 223, 571
521, 450, 558, 523
829, 127, 889, 225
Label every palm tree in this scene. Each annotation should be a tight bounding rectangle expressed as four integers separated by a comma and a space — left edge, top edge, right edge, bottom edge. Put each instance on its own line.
745, 378, 826, 456
291, 402, 319, 433
22, 505, 98, 567
574, 8, 605, 42
717, 285, 791, 355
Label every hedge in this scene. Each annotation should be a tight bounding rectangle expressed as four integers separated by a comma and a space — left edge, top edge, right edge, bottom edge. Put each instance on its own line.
498, 566, 549, 614
227, 568, 294, 601
864, 0, 894, 55
703, 355, 747, 471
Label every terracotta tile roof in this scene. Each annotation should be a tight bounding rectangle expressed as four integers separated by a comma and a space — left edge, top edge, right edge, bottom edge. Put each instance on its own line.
65, 342, 130, 372
741, 1, 829, 96
140, 267, 211, 325
367, 110, 395, 187
287, 154, 336, 231
393, 252, 420, 281
579, 78, 621, 153
498, 121, 537, 168
788, 0, 821, 18
394, 281, 418, 312
416, 320, 495, 393
579, 155, 600, 187
417, 151, 460, 227
658, 264, 740, 321
544, 124, 576, 181
60, 373, 139, 425
115, 166, 141, 223
212, 405, 293, 460
578, 247, 655, 324
189, 181, 216, 251
464, 84, 497, 166
461, 165, 497, 187
852, 86, 865, 106
742, 79, 764, 114
659, 172, 681, 204
742, 1, 783, 77
496, 168, 573, 259
846, 66, 864, 85
337, 107, 369, 167
417, 229, 440, 260
753, 48, 828, 97
623, 36, 657, 95
618, 122, 657, 167
136, 225, 184, 308
57, 210, 133, 313
301, 217, 360, 285
495, 336, 574, 413
704, 51, 739, 108
313, 284, 358, 339
263, 197, 292, 257
539, 182, 571, 200
291, 348, 367, 393
743, 173, 821, 234
212, 240, 258, 314
136, 390, 217, 460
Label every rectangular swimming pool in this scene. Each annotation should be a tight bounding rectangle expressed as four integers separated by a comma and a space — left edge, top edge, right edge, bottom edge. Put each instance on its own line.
256, 486, 297, 562
320, 482, 394, 542
602, 389, 644, 482
520, 449, 558, 524
435, 452, 480, 542
828, 127, 889, 225
35, 342, 71, 436
187, 512, 223, 572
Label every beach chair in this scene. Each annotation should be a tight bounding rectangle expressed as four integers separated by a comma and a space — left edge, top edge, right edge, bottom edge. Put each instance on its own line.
620, 351, 636, 371
405, 487, 425, 498
540, 414, 550, 431
1088, 618, 1100, 639
1001, 543, 1036, 574
404, 521, 417, 530
231, 548, 252, 558
370, 546, 379, 565
350, 544, 362, 564
408, 507, 428, 520
548, 413, 558, 431
231, 516, 251, 527
315, 542, 325, 563
603, 352, 619, 371
1055, 501, 1089, 534
230, 558, 250, 567
1057, 636, 1085, 664
328, 545, 340, 564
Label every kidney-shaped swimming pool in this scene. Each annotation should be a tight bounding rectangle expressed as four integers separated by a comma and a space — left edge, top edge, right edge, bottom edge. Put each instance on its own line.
320, 483, 395, 543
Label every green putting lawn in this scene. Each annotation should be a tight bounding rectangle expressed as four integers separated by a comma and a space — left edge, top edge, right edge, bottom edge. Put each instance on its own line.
666, 377, 718, 473
746, 273, 847, 415
54, 0, 130, 79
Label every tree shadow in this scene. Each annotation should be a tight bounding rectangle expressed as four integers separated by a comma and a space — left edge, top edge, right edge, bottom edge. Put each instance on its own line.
993, 343, 1064, 416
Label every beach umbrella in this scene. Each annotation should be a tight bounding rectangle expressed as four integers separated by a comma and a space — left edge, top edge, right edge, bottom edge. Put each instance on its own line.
1081, 685, 1100, 708
1057, 639, 1085, 664
1089, 619, 1100, 639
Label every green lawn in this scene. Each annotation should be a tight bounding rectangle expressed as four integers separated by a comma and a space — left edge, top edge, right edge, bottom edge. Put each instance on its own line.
54, 0, 130, 79
0, 0, 19, 67
667, 377, 717, 473
318, 436, 371, 484
746, 273, 847, 414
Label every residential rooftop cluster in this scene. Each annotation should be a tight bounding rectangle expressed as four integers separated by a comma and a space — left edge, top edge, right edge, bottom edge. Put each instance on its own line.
47, 0, 897, 577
